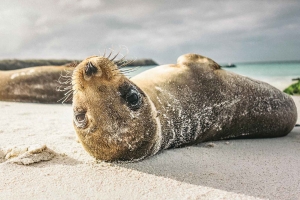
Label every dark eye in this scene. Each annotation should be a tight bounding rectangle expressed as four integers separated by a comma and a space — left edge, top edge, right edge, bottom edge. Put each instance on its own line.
74, 112, 87, 128
119, 82, 143, 110
127, 92, 139, 105
76, 113, 85, 122
125, 89, 142, 110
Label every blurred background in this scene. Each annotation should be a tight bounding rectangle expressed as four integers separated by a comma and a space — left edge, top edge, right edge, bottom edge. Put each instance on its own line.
1, 0, 300, 93
0, 0, 299, 64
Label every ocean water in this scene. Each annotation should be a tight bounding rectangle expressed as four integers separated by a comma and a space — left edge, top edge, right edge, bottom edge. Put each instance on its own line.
125, 62, 300, 91
225, 62, 300, 91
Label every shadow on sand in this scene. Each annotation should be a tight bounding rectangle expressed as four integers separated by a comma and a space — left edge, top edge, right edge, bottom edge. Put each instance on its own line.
118, 127, 300, 199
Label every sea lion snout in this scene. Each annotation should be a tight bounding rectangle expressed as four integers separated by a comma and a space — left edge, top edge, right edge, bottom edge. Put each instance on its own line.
72, 56, 120, 92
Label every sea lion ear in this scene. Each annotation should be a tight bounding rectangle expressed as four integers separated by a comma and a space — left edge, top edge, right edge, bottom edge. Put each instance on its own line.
84, 61, 102, 81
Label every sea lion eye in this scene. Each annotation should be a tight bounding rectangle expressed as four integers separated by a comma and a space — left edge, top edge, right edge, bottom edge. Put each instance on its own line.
125, 88, 142, 110
127, 92, 138, 105
76, 113, 85, 122
74, 112, 87, 128
119, 83, 143, 110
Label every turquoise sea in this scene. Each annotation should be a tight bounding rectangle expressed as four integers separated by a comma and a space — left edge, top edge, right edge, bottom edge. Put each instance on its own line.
125, 62, 300, 91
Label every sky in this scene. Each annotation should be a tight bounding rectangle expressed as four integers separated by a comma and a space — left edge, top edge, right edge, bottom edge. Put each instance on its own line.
0, 0, 300, 64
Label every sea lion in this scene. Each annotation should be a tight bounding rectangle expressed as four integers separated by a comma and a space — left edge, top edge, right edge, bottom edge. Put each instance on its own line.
71, 53, 297, 162
0, 65, 73, 103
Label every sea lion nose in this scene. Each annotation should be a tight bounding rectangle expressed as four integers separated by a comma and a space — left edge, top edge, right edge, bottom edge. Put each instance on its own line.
84, 61, 102, 81
85, 61, 98, 77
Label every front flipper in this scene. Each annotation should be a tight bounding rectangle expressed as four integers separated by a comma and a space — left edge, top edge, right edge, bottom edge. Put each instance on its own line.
177, 53, 220, 70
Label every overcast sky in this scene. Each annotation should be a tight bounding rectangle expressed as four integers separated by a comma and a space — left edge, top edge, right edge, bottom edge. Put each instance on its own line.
1, 0, 299, 64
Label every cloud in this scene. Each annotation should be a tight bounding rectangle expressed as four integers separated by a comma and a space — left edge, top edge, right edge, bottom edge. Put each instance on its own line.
0, 0, 299, 63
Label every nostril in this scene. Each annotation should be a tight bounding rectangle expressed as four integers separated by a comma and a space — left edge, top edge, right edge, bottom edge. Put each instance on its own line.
85, 61, 98, 77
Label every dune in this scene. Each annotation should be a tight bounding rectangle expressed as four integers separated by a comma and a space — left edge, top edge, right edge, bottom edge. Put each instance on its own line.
0, 89, 299, 199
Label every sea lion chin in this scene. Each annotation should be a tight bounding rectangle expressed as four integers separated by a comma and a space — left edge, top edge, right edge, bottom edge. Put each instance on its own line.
72, 53, 297, 162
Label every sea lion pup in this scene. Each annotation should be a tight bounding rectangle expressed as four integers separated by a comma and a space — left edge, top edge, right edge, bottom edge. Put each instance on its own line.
0, 65, 73, 103
72, 53, 297, 162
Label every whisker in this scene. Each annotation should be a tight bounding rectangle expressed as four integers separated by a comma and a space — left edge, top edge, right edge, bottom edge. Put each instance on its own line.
115, 58, 127, 66
56, 66, 76, 104
106, 48, 114, 59
58, 77, 72, 83
120, 68, 140, 76
56, 86, 72, 92
58, 93, 70, 104
61, 93, 73, 104
118, 59, 136, 68
110, 50, 121, 61
64, 89, 74, 96
120, 66, 140, 72
59, 88, 77, 104
120, 45, 129, 57
115, 46, 128, 65
59, 74, 72, 78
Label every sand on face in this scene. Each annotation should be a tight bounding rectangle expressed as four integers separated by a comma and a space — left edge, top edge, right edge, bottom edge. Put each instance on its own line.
0, 96, 299, 199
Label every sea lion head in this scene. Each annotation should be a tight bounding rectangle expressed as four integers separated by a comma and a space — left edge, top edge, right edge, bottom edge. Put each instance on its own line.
72, 56, 160, 162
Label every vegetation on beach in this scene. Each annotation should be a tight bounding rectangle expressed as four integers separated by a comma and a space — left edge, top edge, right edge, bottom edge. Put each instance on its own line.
0, 59, 158, 70
284, 81, 300, 95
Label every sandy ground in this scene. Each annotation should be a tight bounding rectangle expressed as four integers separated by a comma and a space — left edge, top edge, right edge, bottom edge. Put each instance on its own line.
0, 90, 300, 199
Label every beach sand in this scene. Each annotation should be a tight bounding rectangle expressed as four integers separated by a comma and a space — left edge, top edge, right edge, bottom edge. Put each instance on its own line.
0, 85, 300, 199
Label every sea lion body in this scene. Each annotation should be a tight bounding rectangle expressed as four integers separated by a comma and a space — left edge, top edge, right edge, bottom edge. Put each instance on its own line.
132, 54, 297, 148
0, 66, 72, 103
72, 54, 297, 162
